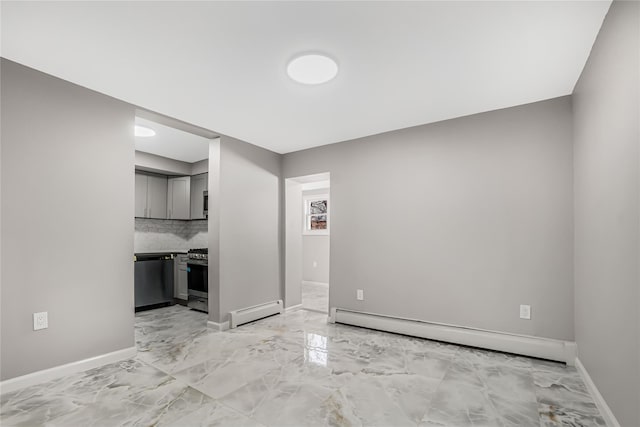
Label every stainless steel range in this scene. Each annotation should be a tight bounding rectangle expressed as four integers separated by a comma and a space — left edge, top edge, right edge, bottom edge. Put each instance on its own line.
187, 248, 208, 313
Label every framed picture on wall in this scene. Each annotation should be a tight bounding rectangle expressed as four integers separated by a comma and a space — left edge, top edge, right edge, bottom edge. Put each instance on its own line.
303, 194, 329, 235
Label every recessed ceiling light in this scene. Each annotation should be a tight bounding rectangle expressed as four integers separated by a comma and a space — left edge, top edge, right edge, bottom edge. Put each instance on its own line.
135, 125, 156, 137
287, 54, 338, 85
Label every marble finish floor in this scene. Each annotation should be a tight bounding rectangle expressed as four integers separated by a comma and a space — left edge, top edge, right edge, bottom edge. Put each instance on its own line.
302, 281, 329, 313
1, 305, 604, 426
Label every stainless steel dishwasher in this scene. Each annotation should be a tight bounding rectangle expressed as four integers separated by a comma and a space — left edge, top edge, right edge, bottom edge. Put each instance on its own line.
134, 254, 175, 310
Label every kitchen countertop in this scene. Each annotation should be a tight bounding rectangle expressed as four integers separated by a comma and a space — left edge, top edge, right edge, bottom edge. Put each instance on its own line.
134, 250, 188, 256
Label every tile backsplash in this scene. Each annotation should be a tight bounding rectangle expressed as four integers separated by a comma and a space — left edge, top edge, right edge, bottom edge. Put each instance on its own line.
134, 218, 208, 252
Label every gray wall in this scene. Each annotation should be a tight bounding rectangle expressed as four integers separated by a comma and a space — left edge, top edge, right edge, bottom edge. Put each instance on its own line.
209, 136, 282, 323
302, 189, 330, 284
285, 180, 303, 308
191, 159, 209, 175
1, 59, 135, 380
302, 235, 330, 284
135, 150, 192, 175
573, 2, 640, 425
135, 151, 209, 176
207, 139, 222, 322
284, 96, 574, 341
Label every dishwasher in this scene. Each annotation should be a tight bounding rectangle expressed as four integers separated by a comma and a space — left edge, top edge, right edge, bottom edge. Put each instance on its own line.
134, 254, 175, 311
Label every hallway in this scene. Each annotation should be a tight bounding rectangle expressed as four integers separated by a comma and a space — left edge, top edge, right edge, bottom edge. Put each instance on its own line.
301, 282, 329, 313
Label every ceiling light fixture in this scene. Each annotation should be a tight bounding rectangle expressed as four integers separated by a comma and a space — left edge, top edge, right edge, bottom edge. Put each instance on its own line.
287, 54, 338, 85
135, 125, 156, 137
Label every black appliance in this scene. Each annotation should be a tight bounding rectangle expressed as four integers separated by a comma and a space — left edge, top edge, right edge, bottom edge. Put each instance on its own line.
187, 248, 208, 312
134, 254, 174, 311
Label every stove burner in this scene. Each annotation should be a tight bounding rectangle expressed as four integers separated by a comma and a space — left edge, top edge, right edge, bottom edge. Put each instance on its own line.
188, 248, 208, 260
188, 248, 208, 254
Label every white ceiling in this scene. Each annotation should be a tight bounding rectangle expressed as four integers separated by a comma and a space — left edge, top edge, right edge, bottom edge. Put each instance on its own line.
135, 117, 210, 163
1, 1, 610, 154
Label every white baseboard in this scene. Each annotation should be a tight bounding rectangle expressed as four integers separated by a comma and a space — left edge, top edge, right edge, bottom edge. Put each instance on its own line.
207, 320, 230, 331
229, 299, 283, 329
575, 358, 620, 427
302, 281, 329, 287
285, 303, 303, 312
0, 346, 137, 395
333, 308, 576, 364
329, 307, 337, 323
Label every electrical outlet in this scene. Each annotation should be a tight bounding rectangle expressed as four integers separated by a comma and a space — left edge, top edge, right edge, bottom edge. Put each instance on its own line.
356, 289, 364, 301
33, 312, 48, 331
313, 261, 318, 268
519, 305, 531, 320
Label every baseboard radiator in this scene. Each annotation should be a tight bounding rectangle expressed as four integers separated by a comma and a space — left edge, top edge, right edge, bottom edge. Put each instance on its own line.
229, 299, 284, 329
330, 308, 576, 365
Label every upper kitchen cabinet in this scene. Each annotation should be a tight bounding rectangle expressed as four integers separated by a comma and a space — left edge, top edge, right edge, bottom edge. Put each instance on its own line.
134, 116, 214, 220
135, 172, 168, 219
147, 175, 168, 218
167, 176, 191, 219
190, 173, 208, 219
135, 173, 147, 217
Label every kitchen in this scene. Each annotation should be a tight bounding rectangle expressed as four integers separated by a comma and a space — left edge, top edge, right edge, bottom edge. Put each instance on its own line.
133, 113, 215, 314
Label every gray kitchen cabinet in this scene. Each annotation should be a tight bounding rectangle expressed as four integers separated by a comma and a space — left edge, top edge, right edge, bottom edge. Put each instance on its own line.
167, 176, 191, 219
135, 173, 148, 217
174, 253, 189, 300
135, 172, 168, 218
190, 173, 208, 219
146, 175, 168, 219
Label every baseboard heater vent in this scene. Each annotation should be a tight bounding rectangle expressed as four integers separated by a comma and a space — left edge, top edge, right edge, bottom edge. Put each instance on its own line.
229, 299, 284, 329
330, 308, 576, 365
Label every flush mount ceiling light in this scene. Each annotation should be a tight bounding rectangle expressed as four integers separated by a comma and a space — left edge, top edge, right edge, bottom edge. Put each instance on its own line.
287, 54, 338, 85
135, 125, 156, 137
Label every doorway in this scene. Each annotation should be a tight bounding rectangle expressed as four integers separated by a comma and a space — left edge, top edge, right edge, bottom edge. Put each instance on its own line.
285, 173, 330, 314
133, 111, 216, 313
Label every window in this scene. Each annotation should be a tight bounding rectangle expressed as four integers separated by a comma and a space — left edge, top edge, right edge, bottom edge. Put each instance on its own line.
303, 194, 329, 235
